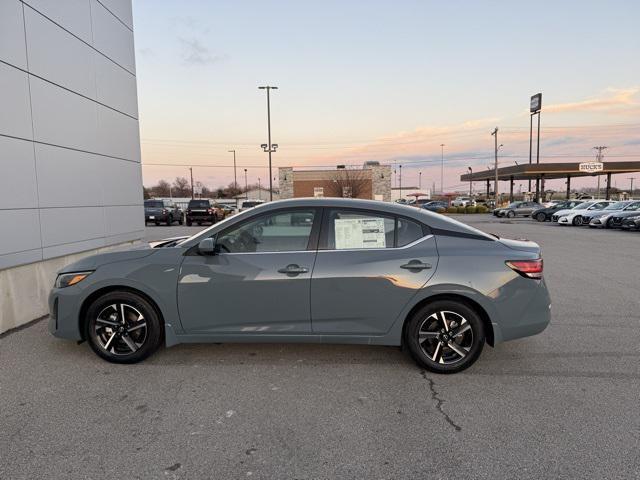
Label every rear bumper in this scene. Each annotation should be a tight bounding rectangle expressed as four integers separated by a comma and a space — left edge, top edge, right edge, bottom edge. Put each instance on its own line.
187, 215, 216, 223
145, 214, 170, 222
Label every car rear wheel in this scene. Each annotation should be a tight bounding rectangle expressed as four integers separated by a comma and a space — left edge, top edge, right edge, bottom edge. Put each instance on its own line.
85, 291, 163, 364
166, 215, 173, 226
186, 219, 192, 226
506, 211, 515, 218
535, 212, 546, 222
572, 216, 582, 226
405, 300, 485, 374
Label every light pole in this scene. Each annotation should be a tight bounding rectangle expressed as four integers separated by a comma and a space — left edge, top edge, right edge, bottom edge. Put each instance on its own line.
628, 177, 635, 198
399, 165, 402, 200
467, 167, 473, 196
259, 86, 278, 201
189, 167, 194, 199
419, 171, 422, 189
244, 168, 248, 199
491, 128, 499, 204
228, 150, 237, 188
258, 178, 261, 200
440, 144, 445, 194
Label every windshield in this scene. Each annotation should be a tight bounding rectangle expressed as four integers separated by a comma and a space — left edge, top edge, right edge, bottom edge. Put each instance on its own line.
623, 202, 640, 211
604, 202, 626, 210
573, 202, 593, 210
188, 200, 210, 208
507, 202, 520, 208
144, 200, 163, 208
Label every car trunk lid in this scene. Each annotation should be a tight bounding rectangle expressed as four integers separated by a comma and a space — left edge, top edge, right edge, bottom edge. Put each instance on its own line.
497, 237, 541, 256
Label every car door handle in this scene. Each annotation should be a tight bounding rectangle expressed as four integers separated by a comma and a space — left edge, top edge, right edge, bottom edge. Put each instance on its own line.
400, 260, 432, 270
277, 264, 309, 275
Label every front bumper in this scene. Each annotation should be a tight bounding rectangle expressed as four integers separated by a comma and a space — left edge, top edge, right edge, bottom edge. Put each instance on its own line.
48, 286, 83, 341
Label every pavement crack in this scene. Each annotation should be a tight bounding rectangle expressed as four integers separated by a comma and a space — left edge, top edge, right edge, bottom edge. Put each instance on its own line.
420, 370, 462, 431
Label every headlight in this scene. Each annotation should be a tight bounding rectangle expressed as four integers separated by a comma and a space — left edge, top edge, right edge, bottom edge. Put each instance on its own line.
55, 271, 93, 288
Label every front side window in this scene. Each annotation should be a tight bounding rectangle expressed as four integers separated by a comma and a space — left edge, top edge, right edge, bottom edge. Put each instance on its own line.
216, 210, 316, 253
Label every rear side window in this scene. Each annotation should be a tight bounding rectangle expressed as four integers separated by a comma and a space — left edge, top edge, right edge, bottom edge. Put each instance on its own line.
145, 200, 163, 208
397, 218, 424, 247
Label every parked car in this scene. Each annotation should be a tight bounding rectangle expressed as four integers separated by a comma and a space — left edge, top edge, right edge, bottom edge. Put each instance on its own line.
186, 199, 220, 226
422, 201, 448, 212
556, 200, 615, 225
621, 215, 640, 230
494, 201, 543, 218
239, 199, 265, 211
541, 200, 564, 208
411, 198, 433, 208
144, 199, 183, 226
588, 201, 640, 228
48, 198, 550, 374
451, 197, 476, 207
531, 200, 583, 222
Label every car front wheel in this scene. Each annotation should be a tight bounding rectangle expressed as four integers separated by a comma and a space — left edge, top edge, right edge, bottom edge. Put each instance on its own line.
506, 210, 515, 218
572, 216, 582, 226
85, 291, 163, 364
405, 300, 485, 374
535, 212, 546, 222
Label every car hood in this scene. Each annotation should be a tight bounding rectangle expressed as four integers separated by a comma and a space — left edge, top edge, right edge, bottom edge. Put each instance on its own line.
498, 237, 541, 255
58, 245, 156, 274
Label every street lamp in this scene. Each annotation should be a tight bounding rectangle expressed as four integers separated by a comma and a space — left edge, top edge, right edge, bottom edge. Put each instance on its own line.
227, 150, 237, 188
467, 167, 473, 196
419, 171, 422, 189
258, 178, 261, 200
258, 86, 278, 201
244, 168, 248, 199
399, 165, 402, 199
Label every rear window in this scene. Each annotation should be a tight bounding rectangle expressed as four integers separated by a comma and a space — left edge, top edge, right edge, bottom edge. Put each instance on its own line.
242, 201, 263, 208
188, 200, 210, 208
397, 218, 424, 246
145, 200, 163, 208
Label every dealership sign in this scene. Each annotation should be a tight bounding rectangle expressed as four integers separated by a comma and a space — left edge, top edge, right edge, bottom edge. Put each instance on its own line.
578, 162, 604, 173
530, 93, 542, 113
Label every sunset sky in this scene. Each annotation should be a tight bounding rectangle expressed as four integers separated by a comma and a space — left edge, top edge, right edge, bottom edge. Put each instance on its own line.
133, 0, 640, 194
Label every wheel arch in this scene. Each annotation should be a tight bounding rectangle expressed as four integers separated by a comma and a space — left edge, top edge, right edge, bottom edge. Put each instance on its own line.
401, 293, 495, 347
78, 286, 165, 341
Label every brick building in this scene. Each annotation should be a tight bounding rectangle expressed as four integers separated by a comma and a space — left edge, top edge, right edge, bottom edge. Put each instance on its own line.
279, 164, 392, 201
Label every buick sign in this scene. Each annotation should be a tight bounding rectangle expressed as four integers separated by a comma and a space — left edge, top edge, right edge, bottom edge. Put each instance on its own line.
579, 162, 604, 173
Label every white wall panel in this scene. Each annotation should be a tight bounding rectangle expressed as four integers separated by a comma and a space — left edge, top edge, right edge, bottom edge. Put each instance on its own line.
96, 0, 133, 30
39, 206, 105, 247
34, 144, 103, 208
0, 0, 28, 69
42, 237, 105, 260
0, 62, 33, 140
97, 105, 140, 161
30, 76, 98, 152
104, 205, 143, 236
0, 209, 42, 256
100, 159, 143, 205
91, 0, 135, 73
24, 7, 96, 99
23, 0, 93, 44
93, 49, 137, 117
0, 136, 38, 209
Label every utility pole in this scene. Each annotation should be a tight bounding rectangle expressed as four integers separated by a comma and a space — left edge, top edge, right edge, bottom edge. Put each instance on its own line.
467, 167, 473, 196
399, 165, 403, 200
628, 177, 635, 198
228, 150, 237, 188
440, 144, 445, 194
593, 146, 607, 198
258, 178, 261, 200
419, 171, 422, 189
259, 86, 278, 201
244, 168, 248, 199
189, 167, 194, 199
491, 128, 499, 204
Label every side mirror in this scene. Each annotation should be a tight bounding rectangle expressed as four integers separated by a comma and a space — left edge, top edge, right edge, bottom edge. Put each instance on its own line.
198, 237, 216, 255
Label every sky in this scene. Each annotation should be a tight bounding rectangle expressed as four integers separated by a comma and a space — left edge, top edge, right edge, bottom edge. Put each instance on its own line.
133, 0, 640, 194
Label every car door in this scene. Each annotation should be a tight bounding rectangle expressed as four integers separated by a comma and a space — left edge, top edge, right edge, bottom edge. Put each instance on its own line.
517, 202, 533, 216
177, 207, 321, 334
310, 208, 438, 335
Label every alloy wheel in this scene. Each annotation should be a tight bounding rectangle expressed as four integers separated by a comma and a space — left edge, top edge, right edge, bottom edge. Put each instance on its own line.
417, 311, 473, 365
93, 303, 148, 355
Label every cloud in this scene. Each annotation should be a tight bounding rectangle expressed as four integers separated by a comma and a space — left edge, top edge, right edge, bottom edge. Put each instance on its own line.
544, 87, 640, 115
179, 37, 227, 65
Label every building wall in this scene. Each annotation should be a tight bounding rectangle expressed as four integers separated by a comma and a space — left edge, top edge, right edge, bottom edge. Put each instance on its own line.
0, 0, 142, 333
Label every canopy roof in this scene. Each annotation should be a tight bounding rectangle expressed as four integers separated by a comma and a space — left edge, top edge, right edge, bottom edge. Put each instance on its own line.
461, 161, 640, 182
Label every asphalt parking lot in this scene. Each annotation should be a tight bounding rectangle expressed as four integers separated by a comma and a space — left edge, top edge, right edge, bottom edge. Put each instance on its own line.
1, 215, 639, 479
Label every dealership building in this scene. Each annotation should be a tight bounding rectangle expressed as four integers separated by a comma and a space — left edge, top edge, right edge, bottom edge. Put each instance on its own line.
0, 0, 142, 333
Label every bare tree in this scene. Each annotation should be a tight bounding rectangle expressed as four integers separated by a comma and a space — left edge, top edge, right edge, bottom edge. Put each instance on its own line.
326, 168, 369, 198
172, 176, 191, 197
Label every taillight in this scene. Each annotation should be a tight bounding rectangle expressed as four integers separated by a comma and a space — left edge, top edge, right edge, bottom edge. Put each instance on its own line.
207, 208, 213, 214
506, 259, 543, 279
162, 209, 167, 214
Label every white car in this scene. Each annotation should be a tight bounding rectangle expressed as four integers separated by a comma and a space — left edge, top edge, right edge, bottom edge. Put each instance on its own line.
451, 197, 476, 207
555, 200, 615, 226
238, 199, 266, 212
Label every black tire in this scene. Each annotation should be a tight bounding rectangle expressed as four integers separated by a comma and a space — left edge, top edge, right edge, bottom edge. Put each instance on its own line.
84, 291, 163, 364
178, 216, 183, 225
166, 215, 173, 226
535, 212, 546, 222
197, 222, 202, 226
154, 221, 160, 226
404, 300, 485, 374
506, 210, 515, 218
186, 219, 192, 226
572, 216, 582, 226
605, 218, 614, 229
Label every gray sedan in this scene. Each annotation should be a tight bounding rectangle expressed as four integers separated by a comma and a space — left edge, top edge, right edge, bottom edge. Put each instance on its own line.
49, 198, 551, 374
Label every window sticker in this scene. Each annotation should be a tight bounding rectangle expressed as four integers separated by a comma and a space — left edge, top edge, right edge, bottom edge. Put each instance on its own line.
334, 217, 386, 249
